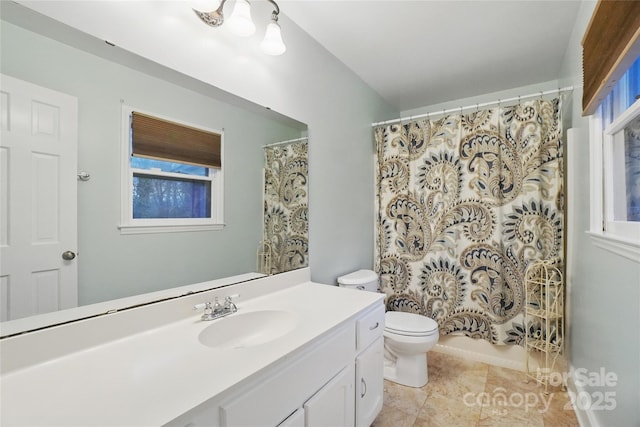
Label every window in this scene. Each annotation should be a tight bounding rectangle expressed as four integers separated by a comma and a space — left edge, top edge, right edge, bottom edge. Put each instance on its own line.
120, 107, 224, 234
589, 57, 640, 261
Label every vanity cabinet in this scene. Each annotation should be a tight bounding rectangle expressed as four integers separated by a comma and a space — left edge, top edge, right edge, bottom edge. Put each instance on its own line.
1, 277, 387, 426
166, 302, 384, 427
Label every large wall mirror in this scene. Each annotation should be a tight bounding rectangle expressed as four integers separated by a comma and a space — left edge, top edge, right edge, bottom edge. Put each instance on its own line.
0, 2, 308, 335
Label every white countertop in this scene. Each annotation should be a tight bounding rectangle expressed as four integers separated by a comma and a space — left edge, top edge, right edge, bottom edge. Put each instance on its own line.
0, 282, 383, 426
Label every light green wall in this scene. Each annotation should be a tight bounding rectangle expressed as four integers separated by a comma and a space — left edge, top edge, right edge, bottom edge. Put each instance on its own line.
1, 21, 303, 305
558, 2, 640, 425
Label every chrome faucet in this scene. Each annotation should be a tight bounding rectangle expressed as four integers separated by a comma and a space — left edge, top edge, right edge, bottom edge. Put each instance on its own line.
196, 295, 238, 321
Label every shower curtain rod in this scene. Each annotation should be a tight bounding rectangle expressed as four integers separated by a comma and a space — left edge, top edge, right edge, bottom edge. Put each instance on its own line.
262, 136, 308, 148
371, 86, 574, 127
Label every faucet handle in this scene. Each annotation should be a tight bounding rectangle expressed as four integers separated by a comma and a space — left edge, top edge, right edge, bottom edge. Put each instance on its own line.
224, 295, 238, 313
193, 302, 210, 311
224, 294, 239, 303
203, 301, 213, 313
196, 301, 215, 321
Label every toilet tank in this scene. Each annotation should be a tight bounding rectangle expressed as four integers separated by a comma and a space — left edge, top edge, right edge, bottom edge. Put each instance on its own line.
337, 269, 379, 292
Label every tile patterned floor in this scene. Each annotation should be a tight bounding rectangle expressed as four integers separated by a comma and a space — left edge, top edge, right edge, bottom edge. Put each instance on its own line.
371, 351, 579, 427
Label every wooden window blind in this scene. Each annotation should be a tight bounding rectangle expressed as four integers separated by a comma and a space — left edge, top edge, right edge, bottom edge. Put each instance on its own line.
131, 112, 222, 168
582, 0, 640, 115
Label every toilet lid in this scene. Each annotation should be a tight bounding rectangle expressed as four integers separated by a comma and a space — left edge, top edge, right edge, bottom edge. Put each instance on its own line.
385, 311, 438, 335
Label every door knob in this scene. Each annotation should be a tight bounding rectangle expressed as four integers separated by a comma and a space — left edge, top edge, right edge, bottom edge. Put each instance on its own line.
62, 250, 76, 261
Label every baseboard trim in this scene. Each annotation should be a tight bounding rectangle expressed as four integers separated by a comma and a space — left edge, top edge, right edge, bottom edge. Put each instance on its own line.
566, 364, 601, 427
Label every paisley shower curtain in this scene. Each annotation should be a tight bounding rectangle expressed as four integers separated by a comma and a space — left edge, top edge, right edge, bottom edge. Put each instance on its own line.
263, 140, 309, 275
374, 98, 564, 345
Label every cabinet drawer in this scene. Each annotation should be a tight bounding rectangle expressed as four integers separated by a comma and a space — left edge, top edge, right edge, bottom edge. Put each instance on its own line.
356, 304, 384, 351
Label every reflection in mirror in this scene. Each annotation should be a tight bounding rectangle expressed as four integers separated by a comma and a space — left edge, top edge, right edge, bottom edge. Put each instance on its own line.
0, 2, 308, 334
263, 139, 309, 274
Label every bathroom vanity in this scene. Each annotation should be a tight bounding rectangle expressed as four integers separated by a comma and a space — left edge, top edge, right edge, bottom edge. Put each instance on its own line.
0, 268, 385, 426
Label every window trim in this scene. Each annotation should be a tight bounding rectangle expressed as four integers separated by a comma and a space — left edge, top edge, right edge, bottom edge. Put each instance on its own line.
588, 100, 640, 263
119, 105, 225, 234
586, 231, 640, 264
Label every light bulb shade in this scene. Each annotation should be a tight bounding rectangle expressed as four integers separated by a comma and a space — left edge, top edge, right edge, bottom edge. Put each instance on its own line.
226, 0, 255, 37
261, 21, 286, 55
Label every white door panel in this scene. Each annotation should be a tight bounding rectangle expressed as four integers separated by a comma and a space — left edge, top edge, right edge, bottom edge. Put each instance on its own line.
356, 337, 384, 427
304, 365, 355, 427
0, 74, 78, 322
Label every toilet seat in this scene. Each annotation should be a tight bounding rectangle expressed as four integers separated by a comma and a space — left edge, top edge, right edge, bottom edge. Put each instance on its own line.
385, 311, 438, 337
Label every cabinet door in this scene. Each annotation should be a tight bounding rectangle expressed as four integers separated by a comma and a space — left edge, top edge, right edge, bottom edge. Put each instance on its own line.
356, 337, 384, 427
278, 408, 304, 427
304, 365, 355, 427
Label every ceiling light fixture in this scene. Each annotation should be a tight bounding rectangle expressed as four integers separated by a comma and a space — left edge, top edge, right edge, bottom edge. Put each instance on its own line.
192, 0, 286, 55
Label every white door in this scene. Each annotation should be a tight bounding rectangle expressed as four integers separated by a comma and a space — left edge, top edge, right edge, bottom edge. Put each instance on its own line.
0, 74, 78, 321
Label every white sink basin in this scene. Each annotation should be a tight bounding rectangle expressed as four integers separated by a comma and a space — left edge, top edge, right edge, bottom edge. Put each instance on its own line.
198, 310, 297, 350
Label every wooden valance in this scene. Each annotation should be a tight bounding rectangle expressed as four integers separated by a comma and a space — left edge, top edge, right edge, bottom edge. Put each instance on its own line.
131, 112, 221, 168
582, 0, 640, 115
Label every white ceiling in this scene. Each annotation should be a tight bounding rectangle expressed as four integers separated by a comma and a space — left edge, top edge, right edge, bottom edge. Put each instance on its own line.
281, 0, 582, 112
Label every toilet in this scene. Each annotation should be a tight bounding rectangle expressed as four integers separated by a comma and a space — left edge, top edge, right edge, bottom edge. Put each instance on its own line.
337, 269, 439, 388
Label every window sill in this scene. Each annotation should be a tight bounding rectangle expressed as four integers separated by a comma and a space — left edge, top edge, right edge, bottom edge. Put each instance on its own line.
586, 231, 640, 264
119, 223, 225, 235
